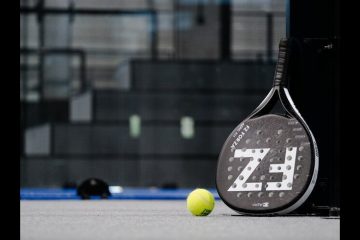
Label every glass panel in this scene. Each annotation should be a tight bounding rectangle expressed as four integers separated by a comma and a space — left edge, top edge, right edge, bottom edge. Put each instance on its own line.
20, 0, 287, 189
232, 16, 267, 59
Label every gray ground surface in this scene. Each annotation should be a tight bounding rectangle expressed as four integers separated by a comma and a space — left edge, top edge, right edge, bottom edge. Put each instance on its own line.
21, 200, 339, 240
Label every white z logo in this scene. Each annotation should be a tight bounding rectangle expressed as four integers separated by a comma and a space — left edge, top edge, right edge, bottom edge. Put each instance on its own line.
228, 147, 297, 192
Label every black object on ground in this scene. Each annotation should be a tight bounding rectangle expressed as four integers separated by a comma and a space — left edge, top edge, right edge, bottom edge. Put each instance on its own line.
77, 178, 111, 199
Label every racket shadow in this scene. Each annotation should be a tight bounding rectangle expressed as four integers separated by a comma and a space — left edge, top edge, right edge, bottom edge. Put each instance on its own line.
223, 214, 339, 218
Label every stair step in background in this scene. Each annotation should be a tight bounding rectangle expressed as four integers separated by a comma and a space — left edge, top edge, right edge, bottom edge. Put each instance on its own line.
25, 123, 234, 156
70, 91, 263, 122
130, 60, 275, 90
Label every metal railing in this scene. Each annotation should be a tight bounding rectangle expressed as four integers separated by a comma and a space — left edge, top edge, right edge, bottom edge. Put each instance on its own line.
20, 3, 285, 100
20, 48, 87, 98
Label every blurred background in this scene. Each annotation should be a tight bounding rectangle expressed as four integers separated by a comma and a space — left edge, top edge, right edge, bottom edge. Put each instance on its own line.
20, 0, 288, 189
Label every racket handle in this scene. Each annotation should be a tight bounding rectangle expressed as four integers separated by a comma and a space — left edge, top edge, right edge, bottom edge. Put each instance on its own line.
273, 38, 290, 87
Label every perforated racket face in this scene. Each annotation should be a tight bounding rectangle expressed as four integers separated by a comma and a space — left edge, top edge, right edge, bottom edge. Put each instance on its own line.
216, 114, 314, 214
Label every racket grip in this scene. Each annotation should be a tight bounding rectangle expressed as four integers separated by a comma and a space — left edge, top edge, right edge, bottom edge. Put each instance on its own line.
273, 38, 290, 87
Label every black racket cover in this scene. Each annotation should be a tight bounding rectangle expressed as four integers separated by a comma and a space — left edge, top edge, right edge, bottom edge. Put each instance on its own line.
216, 39, 319, 215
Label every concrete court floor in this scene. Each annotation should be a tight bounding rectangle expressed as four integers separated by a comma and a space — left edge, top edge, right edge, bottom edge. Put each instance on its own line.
21, 200, 340, 240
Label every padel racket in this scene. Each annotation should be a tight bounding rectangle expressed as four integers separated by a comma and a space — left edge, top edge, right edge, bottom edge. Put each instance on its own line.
216, 38, 319, 215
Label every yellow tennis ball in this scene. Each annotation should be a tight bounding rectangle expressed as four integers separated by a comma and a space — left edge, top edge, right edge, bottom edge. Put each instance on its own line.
186, 188, 215, 216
